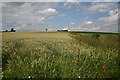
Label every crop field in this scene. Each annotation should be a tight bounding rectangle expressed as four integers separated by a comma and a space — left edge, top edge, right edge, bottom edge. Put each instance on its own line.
1, 32, 119, 78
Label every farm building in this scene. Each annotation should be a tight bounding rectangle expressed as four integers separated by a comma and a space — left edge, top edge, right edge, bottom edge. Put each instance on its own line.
57, 28, 68, 32
57, 30, 68, 32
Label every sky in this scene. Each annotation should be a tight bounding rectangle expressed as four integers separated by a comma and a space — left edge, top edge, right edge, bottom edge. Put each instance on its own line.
1, 1, 119, 32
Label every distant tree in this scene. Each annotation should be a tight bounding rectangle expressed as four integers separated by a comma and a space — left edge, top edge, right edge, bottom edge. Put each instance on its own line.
46, 29, 48, 32
5, 30, 8, 32
11, 28, 14, 32
11, 28, 16, 32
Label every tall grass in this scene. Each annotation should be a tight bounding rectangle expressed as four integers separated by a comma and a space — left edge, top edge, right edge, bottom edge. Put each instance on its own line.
2, 32, 119, 78
69, 32, 118, 49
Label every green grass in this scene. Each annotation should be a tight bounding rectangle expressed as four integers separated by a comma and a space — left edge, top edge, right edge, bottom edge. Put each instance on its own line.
2, 32, 119, 78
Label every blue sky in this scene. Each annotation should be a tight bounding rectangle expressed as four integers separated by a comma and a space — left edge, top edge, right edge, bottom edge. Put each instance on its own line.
1, 2, 119, 32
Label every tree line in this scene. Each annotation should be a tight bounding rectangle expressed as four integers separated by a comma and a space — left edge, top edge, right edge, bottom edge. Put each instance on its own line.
3, 28, 16, 32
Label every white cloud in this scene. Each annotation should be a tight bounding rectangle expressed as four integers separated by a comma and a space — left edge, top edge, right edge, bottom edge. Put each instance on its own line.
87, 9, 118, 32
88, 3, 116, 12
90, 4, 107, 12
89, 27, 100, 31
79, 20, 93, 26
38, 17, 45, 21
70, 7, 118, 32
64, 3, 68, 6
99, 10, 118, 22
109, 9, 114, 16
2, 2, 118, 32
106, 13, 118, 22
2, 2, 60, 31
70, 22, 75, 25
41, 8, 58, 14
109, 9, 118, 16
63, 1, 79, 9
63, 27, 68, 30
15, 26, 20, 30
86, 21, 93, 24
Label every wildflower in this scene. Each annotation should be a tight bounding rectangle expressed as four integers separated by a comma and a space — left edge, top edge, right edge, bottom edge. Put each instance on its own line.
102, 66, 105, 69
28, 76, 31, 78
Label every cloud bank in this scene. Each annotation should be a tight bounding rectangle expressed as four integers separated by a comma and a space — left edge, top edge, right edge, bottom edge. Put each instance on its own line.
2, 2, 118, 32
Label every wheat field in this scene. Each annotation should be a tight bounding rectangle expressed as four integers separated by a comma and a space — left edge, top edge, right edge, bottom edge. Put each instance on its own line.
1, 32, 119, 79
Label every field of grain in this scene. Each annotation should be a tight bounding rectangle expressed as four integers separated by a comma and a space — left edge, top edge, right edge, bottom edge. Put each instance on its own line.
2, 32, 119, 78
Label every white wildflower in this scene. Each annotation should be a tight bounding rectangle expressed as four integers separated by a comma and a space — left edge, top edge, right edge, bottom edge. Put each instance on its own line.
28, 76, 31, 78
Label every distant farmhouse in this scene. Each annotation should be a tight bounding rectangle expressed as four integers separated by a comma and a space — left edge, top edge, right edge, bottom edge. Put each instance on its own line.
57, 28, 68, 32
57, 30, 68, 32
3, 28, 16, 32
